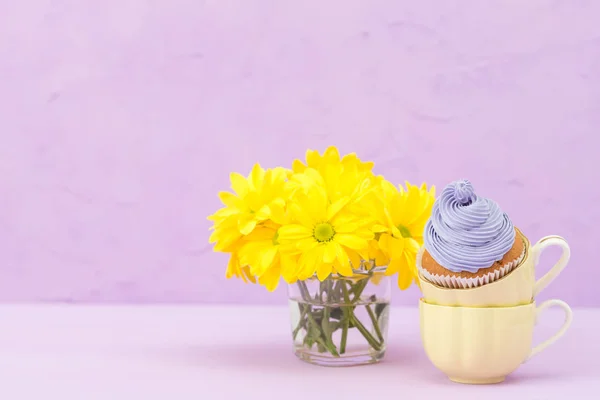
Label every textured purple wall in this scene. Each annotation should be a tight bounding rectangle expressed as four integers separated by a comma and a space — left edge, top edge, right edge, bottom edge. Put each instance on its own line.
0, 1, 598, 305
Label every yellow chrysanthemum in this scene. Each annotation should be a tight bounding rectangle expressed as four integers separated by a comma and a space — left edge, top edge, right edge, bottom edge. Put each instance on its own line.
207, 146, 436, 295
287, 146, 380, 205
278, 171, 374, 281
208, 164, 288, 252
223, 242, 256, 284
367, 236, 390, 267
370, 180, 436, 289
292, 146, 374, 174
237, 210, 299, 291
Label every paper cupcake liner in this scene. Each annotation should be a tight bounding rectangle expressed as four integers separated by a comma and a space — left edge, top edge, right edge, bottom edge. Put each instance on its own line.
416, 245, 526, 289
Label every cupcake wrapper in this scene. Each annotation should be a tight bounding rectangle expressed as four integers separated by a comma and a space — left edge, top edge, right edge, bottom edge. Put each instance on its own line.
416, 246, 526, 289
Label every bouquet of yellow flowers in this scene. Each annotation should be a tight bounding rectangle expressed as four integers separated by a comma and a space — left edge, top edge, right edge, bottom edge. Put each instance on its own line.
208, 146, 435, 366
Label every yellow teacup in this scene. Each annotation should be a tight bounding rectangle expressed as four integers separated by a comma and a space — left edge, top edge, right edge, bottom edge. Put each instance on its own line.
419, 298, 572, 384
418, 234, 570, 307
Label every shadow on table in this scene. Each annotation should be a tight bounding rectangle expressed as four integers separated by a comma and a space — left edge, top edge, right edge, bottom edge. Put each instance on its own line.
140, 341, 429, 371
413, 366, 582, 387
383, 342, 427, 368
504, 371, 569, 385
383, 344, 582, 386
143, 342, 299, 370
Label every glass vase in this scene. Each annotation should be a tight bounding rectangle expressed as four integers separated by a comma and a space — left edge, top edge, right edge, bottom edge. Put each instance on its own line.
287, 264, 391, 367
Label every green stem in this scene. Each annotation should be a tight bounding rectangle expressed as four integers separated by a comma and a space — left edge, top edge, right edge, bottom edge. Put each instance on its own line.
326, 279, 334, 304
341, 280, 351, 304
295, 272, 385, 358
340, 312, 349, 354
292, 304, 308, 340
295, 281, 313, 345
307, 310, 339, 357
345, 274, 383, 352
340, 283, 351, 354
351, 277, 369, 302
318, 281, 326, 302
350, 313, 382, 351
366, 304, 384, 343
297, 281, 311, 302
321, 305, 339, 356
331, 280, 341, 304
306, 310, 319, 328
315, 337, 339, 357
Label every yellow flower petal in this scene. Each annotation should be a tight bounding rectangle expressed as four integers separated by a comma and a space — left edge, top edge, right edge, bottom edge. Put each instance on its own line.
244, 227, 274, 242
306, 149, 322, 167
295, 237, 318, 252
230, 172, 248, 197
238, 240, 268, 266
407, 217, 429, 239
326, 197, 350, 221
429, 185, 436, 197
249, 163, 264, 190
225, 253, 239, 279
377, 233, 390, 253
357, 248, 370, 262
208, 229, 220, 244
387, 236, 405, 260
289, 203, 317, 228
353, 228, 375, 240
405, 238, 421, 254
280, 254, 298, 283
316, 262, 332, 281
269, 204, 287, 225
347, 249, 362, 270
292, 159, 306, 173
397, 252, 416, 290
397, 269, 413, 290
375, 249, 389, 266
302, 187, 327, 222
323, 243, 336, 263
386, 257, 404, 275
218, 191, 238, 208
258, 246, 278, 274
372, 224, 389, 233
237, 216, 257, 235
278, 224, 312, 241
244, 191, 261, 213
335, 234, 368, 251
212, 230, 243, 252
332, 221, 359, 233
207, 206, 239, 222
258, 265, 280, 291
323, 146, 340, 162
241, 266, 257, 284
334, 243, 353, 276
254, 204, 271, 220
299, 246, 323, 279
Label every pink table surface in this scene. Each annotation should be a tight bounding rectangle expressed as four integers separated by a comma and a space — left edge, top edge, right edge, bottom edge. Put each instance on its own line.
0, 305, 597, 399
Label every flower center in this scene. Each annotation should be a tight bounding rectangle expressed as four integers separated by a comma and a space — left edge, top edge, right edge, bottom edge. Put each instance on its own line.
313, 222, 335, 242
397, 224, 412, 238
272, 230, 280, 246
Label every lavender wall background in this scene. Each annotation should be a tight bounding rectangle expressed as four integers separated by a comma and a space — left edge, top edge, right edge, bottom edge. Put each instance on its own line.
0, 1, 598, 306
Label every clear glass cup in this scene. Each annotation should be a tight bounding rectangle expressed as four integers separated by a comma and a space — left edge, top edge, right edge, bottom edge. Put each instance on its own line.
287, 264, 391, 367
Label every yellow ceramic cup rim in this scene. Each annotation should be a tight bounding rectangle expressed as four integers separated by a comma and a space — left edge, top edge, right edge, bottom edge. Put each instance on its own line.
419, 297, 535, 310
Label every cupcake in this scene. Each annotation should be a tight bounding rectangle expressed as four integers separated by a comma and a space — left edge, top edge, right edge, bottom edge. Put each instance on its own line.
417, 179, 526, 289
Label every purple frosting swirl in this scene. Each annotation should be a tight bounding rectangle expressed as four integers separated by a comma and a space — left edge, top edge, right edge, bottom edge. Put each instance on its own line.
423, 179, 515, 273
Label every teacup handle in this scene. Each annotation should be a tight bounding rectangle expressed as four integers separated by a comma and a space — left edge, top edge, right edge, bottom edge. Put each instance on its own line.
527, 299, 573, 361
532, 236, 570, 297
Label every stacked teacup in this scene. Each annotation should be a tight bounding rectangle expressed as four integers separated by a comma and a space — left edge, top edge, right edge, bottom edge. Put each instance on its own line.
417, 180, 572, 385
